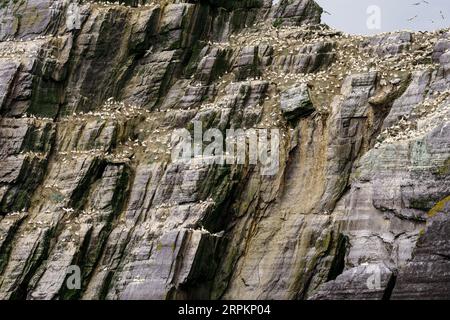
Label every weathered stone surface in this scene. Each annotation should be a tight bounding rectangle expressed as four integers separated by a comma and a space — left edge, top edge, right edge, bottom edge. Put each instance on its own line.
273, 41, 335, 74
311, 263, 396, 300
365, 32, 412, 57
0, 0, 67, 41
391, 198, 450, 300
311, 68, 450, 299
432, 32, 450, 62
280, 84, 315, 120
271, 0, 323, 26
382, 70, 430, 128
232, 46, 261, 80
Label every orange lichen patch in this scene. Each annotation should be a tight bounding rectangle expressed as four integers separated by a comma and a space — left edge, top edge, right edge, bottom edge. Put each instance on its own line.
428, 195, 450, 218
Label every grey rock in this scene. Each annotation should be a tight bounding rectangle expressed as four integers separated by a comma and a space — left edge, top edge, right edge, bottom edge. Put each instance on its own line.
273, 41, 335, 74
432, 33, 450, 63
280, 84, 315, 120
271, 0, 323, 26
232, 46, 260, 81
382, 70, 430, 129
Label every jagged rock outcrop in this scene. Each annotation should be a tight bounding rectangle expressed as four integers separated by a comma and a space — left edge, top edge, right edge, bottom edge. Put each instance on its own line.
391, 197, 450, 299
0, 0, 449, 300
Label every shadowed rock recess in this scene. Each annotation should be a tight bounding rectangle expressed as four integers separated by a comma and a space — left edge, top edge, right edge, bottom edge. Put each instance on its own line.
0, 0, 449, 300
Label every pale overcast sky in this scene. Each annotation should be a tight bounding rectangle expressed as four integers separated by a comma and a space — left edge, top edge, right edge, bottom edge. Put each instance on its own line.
314, 0, 449, 35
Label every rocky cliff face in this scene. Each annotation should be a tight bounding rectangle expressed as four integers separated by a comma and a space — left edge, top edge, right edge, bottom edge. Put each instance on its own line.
0, 0, 449, 300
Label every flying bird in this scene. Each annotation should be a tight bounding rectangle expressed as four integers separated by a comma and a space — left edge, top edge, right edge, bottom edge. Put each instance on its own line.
412, 0, 429, 5
440, 10, 445, 20
408, 15, 418, 22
